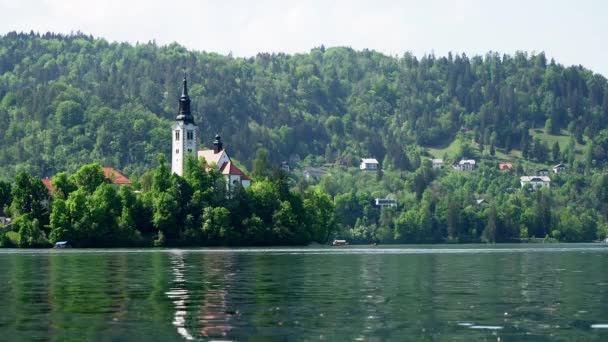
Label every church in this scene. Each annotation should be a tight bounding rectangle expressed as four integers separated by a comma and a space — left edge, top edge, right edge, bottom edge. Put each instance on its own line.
171, 77, 251, 190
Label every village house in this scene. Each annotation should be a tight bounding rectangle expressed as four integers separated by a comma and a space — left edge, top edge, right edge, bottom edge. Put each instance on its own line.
375, 198, 397, 208
303, 167, 326, 180
498, 162, 513, 171
431, 158, 444, 169
553, 164, 566, 173
452, 159, 476, 171
41, 167, 132, 195
360, 158, 379, 171
280, 161, 290, 173
520, 176, 551, 189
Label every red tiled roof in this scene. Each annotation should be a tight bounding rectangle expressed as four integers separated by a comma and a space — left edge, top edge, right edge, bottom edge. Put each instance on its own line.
219, 162, 251, 180
41, 177, 55, 194
498, 163, 513, 170
103, 167, 132, 185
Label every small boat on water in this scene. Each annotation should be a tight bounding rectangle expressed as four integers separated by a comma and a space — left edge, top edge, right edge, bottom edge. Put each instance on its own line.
54, 241, 72, 248
332, 239, 348, 246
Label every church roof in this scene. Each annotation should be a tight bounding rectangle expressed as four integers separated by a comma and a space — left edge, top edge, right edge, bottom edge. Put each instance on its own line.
220, 162, 251, 180
175, 76, 195, 124
103, 167, 132, 184
198, 149, 228, 166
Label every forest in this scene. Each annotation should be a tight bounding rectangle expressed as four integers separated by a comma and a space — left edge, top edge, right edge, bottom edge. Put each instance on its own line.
1, 31, 608, 246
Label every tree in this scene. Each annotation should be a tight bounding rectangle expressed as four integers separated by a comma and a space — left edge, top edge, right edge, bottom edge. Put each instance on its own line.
483, 203, 498, 242
252, 147, 271, 179
51, 172, 76, 199
0, 180, 11, 215
552, 141, 561, 162
10, 172, 49, 223
71, 163, 105, 193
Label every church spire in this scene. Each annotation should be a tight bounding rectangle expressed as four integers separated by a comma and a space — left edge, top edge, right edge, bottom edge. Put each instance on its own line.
176, 75, 194, 124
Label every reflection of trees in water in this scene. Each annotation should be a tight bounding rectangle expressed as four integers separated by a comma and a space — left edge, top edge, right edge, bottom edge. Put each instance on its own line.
197, 253, 235, 338
166, 251, 236, 340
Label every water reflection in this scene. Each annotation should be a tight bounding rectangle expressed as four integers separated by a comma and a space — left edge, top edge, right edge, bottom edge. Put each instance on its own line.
196, 253, 235, 338
0, 246, 608, 340
166, 250, 193, 340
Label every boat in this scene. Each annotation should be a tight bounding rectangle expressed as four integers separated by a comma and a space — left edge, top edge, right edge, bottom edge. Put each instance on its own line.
54, 241, 72, 248
332, 239, 348, 246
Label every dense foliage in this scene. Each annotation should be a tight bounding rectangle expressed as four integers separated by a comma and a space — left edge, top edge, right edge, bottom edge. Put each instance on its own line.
0, 159, 335, 247
1, 31, 608, 246
2, 32, 608, 177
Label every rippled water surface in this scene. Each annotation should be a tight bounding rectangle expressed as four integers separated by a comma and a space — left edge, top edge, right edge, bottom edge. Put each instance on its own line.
1, 244, 608, 340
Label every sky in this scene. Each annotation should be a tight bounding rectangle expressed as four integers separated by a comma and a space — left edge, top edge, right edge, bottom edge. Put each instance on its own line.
1, 0, 607, 76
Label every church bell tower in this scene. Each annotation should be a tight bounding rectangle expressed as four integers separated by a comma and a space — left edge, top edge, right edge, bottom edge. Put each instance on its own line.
171, 76, 198, 176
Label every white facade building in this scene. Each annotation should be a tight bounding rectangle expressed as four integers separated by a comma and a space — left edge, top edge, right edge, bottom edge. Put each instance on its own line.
171, 77, 198, 176
520, 176, 551, 189
360, 158, 379, 171
453, 159, 476, 171
431, 158, 444, 169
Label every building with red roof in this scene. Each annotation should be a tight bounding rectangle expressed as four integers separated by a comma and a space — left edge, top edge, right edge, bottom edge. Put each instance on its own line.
198, 135, 251, 191
498, 163, 513, 171
103, 167, 132, 185
42, 167, 132, 195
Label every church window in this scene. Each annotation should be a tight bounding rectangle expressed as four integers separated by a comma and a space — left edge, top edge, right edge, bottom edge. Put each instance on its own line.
175, 131, 180, 141
176, 149, 179, 154
187, 131, 193, 140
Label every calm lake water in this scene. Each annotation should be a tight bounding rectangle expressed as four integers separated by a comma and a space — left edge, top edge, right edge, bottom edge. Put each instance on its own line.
1, 244, 608, 341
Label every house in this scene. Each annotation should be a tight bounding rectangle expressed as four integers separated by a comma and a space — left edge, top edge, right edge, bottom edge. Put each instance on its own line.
375, 198, 397, 208
0, 217, 11, 226
553, 164, 566, 173
42, 177, 54, 194
498, 163, 513, 171
198, 135, 251, 191
452, 159, 476, 171
536, 169, 549, 176
360, 158, 379, 171
103, 167, 132, 186
303, 167, 326, 180
41, 167, 132, 195
431, 159, 444, 169
520, 176, 551, 189
280, 161, 290, 173
475, 199, 487, 205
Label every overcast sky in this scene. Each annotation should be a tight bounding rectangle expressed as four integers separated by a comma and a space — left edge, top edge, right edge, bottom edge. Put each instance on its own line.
1, 0, 606, 76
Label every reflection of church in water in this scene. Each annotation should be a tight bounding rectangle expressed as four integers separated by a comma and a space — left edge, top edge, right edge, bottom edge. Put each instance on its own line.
166, 251, 237, 339
171, 77, 250, 190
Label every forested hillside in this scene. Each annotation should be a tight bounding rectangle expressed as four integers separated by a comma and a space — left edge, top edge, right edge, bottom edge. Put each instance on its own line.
2, 31, 608, 178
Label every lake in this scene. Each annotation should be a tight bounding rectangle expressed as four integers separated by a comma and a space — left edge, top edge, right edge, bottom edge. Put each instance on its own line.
1, 244, 608, 340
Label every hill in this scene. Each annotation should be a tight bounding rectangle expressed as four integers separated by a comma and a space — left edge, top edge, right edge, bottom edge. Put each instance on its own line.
1, 31, 608, 179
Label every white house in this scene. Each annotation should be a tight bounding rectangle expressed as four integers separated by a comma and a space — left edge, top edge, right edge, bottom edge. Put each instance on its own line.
375, 198, 397, 208
520, 176, 551, 189
553, 164, 566, 173
431, 158, 444, 169
303, 167, 326, 180
453, 159, 476, 171
360, 158, 379, 171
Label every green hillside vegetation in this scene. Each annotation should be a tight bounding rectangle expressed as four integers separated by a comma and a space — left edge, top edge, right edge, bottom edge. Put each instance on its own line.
2, 31, 608, 246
